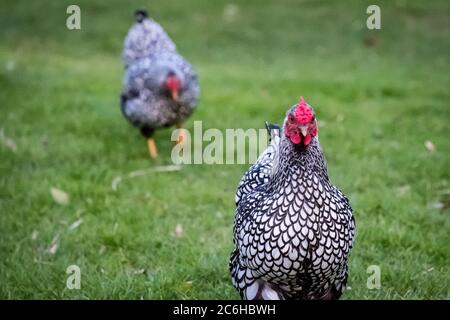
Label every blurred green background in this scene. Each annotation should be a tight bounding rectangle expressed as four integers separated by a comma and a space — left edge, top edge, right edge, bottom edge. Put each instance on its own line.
0, 0, 449, 299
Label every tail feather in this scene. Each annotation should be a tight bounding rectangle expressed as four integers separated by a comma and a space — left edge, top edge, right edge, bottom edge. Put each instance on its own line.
134, 9, 148, 23
264, 121, 280, 139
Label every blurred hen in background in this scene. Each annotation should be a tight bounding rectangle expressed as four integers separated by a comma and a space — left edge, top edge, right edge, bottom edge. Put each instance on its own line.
121, 9, 199, 159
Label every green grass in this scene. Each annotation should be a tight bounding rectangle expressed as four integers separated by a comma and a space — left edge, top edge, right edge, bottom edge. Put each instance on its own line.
0, 0, 449, 299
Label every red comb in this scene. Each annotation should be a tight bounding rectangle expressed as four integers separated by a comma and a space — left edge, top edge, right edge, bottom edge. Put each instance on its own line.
295, 96, 313, 125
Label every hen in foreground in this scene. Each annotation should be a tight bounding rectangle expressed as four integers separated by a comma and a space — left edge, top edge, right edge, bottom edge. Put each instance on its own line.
230, 97, 356, 300
120, 9, 199, 158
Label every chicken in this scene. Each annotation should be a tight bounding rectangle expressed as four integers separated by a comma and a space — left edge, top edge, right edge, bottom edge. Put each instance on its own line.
120, 9, 199, 158
230, 97, 356, 300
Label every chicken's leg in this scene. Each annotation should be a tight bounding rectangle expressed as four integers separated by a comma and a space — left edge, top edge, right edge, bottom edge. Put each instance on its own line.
176, 123, 187, 145
140, 127, 157, 159
147, 138, 158, 159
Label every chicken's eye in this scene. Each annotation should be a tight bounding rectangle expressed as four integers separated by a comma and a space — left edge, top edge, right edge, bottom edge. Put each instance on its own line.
288, 114, 295, 122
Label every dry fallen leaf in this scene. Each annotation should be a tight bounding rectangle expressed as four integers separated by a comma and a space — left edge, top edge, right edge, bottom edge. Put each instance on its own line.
98, 245, 106, 255
422, 267, 434, 275
31, 230, 39, 241
48, 242, 58, 255
396, 185, 411, 196
424, 140, 435, 152
5, 61, 15, 71
178, 281, 193, 292
372, 129, 383, 139
223, 4, 239, 23
0, 129, 17, 152
132, 268, 145, 275
174, 224, 183, 238
112, 165, 181, 191
336, 114, 345, 122
363, 34, 378, 47
41, 134, 49, 147
430, 201, 444, 210
68, 218, 83, 231
47, 233, 60, 255
51, 187, 69, 205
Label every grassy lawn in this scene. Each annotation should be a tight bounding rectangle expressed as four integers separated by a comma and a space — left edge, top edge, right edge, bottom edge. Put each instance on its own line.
0, 0, 449, 299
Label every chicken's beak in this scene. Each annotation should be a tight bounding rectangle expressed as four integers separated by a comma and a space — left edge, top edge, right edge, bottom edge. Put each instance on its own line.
299, 125, 308, 137
171, 90, 180, 103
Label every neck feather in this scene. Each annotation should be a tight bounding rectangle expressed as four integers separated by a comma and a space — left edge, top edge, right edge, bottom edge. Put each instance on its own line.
270, 136, 329, 185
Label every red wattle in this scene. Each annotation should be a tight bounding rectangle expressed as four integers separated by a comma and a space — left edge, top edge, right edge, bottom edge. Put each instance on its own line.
303, 134, 312, 145
291, 133, 302, 144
